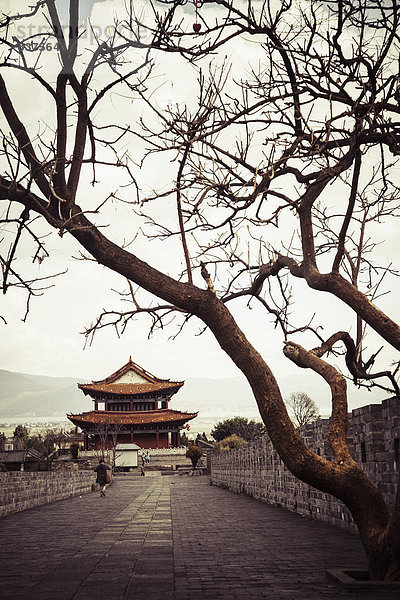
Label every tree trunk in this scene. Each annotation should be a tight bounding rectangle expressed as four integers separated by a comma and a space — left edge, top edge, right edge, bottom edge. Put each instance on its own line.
202, 299, 398, 580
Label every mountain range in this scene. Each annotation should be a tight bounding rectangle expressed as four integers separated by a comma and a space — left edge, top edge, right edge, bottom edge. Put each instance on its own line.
0, 367, 381, 435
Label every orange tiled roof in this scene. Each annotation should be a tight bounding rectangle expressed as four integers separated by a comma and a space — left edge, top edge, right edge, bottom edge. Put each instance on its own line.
67, 409, 197, 427
78, 381, 183, 397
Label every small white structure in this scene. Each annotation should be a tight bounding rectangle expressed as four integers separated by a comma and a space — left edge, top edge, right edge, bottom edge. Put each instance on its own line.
114, 443, 141, 468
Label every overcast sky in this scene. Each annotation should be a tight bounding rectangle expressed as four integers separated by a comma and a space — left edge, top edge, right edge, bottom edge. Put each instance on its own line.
0, 0, 249, 382
0, 1, 398, 415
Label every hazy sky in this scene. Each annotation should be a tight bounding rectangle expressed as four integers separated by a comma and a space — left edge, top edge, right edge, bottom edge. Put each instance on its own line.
0, 0, 249, 381
0, 1, 398, 415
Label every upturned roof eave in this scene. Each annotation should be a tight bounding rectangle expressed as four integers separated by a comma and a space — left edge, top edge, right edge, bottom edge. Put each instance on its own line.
67, 409, 198, 427
77, 381, 184, 398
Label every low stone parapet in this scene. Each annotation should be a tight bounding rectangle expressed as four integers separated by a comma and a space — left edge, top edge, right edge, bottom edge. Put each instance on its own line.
0, 471, 95, 517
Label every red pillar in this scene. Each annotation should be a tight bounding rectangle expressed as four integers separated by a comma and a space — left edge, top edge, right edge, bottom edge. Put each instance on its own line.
94, 401, 98, 411
156, 430, 159, 449
130, 401, 133, 411
177, 431, 181, 448
83, 434, 88, 451
105, 433, 109, 449
130, 431, 134, 443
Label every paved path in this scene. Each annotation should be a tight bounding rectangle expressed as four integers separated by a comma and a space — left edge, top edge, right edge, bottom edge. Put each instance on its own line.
0, 475, 394, 599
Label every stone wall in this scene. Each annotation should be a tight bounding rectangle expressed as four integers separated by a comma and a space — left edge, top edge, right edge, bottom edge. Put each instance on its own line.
211, 397, 400, 532
0, 470, 95, 517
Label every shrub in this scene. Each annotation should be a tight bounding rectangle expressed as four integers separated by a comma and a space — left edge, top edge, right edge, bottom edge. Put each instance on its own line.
211, 417, 266, 442
186, 445, 202, 468
214, 434, 248, 452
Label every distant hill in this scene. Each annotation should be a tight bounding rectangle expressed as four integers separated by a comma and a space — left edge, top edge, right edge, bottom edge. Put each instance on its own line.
174, 374, 335, 434
0, 367, 383, 435
0, 369, 91, 419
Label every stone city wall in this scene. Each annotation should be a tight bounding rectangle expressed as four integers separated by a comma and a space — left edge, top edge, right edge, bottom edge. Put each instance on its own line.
211, 397, 400, 533
0, 470, 95, 517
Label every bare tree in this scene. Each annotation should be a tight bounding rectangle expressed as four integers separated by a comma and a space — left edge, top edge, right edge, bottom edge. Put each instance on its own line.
90, 421, 123, 470
1, 0, 400, 580
286, 392, 320, 427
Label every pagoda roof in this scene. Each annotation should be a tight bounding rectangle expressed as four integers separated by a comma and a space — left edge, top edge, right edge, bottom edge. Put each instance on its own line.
78, 381, 183, 398
78, 357, 184, 398
67, 409, 197, 428
86, 356, 178, 385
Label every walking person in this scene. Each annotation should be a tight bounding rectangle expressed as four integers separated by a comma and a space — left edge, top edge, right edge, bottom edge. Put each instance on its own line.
94, 457, 111, 497
145, 450, 150, 464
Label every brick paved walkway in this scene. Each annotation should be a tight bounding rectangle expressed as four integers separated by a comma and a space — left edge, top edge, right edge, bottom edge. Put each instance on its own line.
0, 475, 395, 599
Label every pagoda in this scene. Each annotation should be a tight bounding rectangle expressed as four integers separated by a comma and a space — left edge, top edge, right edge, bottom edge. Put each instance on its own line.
67, 357, 197, 450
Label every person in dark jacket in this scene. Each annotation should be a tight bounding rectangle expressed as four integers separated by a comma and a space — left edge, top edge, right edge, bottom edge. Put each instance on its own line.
94, 458, 110, 497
